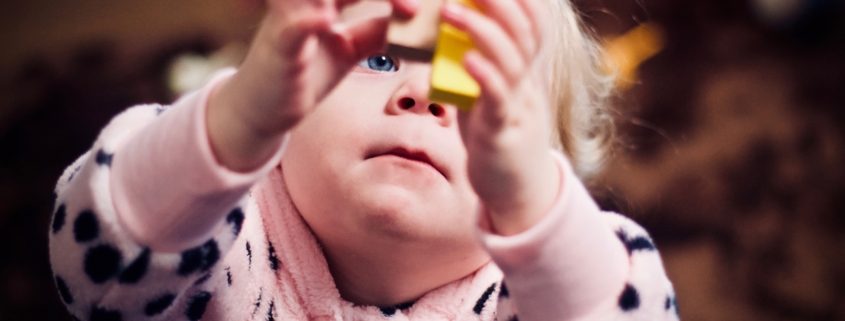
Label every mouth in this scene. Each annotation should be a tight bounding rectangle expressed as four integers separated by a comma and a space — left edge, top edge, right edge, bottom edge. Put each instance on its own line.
366, 147, 447, 179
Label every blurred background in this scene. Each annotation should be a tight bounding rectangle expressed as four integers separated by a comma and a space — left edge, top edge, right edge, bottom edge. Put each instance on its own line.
0, 0, 843, 320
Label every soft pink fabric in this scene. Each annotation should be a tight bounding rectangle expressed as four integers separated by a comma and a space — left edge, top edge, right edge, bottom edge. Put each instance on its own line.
111, 69, 287, 252
479, 153, 630, 320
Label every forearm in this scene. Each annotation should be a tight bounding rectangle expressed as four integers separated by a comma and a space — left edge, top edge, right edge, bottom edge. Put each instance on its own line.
112, 70, 286, 252
480, 151, 631, 320
206, 71, 290, 172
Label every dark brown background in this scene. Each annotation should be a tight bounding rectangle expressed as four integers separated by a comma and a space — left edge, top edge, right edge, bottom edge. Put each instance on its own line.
1, 0, 843, 320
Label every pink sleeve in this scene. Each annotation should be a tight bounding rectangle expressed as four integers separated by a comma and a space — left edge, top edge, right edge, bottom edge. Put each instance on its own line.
478, 151, 631, 320
111, 69, 287, 252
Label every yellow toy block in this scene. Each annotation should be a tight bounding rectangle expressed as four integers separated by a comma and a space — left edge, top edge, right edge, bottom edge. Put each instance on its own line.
429, 0, 479, 111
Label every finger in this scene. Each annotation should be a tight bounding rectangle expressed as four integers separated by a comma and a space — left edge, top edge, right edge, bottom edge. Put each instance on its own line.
463, 50, 511, 130
441, 3, 526, 86
275, 14, 333, 57
472, 0, 537, 61
390, 0, 419, 19
516, 0, 547, 48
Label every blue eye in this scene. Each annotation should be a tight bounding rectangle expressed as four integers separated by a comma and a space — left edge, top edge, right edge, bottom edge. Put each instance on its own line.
358, 54, 398, 72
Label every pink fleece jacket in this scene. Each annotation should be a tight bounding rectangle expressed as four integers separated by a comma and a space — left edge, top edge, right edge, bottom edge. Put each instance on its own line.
49, 70, 680, 321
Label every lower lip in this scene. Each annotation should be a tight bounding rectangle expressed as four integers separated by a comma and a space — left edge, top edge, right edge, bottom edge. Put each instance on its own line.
371, 154, 443, 177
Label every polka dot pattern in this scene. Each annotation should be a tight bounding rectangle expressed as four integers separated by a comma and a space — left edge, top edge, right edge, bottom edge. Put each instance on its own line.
267, 242, 279, 271
266, 300, 276, 321
615, 229, 656, 255
473, 283, 497, 314
118, 248, 150, 284
226, 207, 245, 236
618, 284, 640, 311
144, 293, 176, 317
52, 204, 66, 234
84, 244, 122, 284
245, 241, 252, 270
73, 210, 100, 243
185, 291, 212, 321
498, 281, 509, 298
95, 149, 114, 167
178, 239, 220, 276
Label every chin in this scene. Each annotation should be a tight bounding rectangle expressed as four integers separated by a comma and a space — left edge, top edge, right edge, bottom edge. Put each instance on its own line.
349, 183, 460, 241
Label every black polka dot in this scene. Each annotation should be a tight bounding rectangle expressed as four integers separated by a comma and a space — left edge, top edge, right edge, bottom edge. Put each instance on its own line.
55, 275, 74, 304
84, 244, 123, 284
266, 300, 276, 321
499, 281, 509, 298
95, 149, 114, 167
268, 242, 279, 271
473, 283, 497, 314
178, 239, 220, 276
379, 307, 397, 316
251, 288, 263, 317
90, 306, 122, 321
394, 301, 415, 310
618, 284, 640, 311
68, 165, 82, 182
379, 300, 414, 316
226, 207, 245, 236
668, 295, 680, 315
118, 248, 150, 284
144, 293, 176, 316
52, 204, 66, 234
185, 291, 212, 321
73, 210, 99, 243
615, 230, 656, 255
225, 267, 232, 286
245, 241, 252, 270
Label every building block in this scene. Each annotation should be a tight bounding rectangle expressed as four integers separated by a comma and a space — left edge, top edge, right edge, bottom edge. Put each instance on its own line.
429, 0, 479, 110
386, 0, 479, 110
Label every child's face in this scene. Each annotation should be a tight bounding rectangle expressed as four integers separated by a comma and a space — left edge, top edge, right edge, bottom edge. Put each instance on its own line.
281, 3, 488, 268
282, 57, 487, 257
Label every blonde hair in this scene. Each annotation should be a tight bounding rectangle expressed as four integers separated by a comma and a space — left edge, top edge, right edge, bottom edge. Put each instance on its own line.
546, 0, 616, 179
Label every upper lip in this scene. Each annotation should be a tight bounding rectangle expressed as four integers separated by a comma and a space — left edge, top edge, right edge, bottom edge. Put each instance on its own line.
366, 146, 448, 179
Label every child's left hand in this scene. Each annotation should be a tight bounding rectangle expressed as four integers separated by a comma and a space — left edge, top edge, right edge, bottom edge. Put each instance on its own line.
441, 0, 561, 236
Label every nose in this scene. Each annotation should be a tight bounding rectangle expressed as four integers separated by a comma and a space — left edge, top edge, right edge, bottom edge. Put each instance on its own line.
387, 68, 452, 126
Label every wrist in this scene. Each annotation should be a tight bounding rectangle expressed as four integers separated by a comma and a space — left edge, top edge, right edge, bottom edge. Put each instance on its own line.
484, 154, 561, 236
207, 74, 288, 172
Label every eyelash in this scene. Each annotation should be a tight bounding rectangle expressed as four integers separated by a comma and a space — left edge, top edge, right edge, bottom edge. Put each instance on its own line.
357, 54, 399, 73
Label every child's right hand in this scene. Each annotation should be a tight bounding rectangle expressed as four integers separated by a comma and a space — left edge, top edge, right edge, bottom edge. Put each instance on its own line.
207, 0, 417, 171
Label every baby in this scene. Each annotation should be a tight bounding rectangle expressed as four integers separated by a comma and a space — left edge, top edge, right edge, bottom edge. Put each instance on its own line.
49, 0, 680, 320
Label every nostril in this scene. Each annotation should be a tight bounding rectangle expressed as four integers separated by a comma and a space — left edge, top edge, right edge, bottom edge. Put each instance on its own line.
428, 104, 444, 117
399, 97, 415, 109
